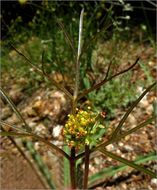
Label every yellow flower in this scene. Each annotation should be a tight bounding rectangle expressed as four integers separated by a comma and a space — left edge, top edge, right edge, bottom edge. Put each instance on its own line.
63, 108, 97, 149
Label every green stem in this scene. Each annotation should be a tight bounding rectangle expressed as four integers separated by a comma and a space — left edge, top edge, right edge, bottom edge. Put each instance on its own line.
74, 8, 84, 100
71, 99, 77, 115
70, 147, 76, 189
83, 145, 90, 189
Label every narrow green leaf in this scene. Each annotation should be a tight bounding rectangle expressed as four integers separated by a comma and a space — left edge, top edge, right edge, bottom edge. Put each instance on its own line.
63, 146, 71, 187
0, 131, 70, 160
111, 82, 156, 139
95, 116, 155, 151
0, 120, 30, 133
89, 152, 156, 186
25, 141, 56, 189
99, 149, 156, 178
0, 88, 31, 132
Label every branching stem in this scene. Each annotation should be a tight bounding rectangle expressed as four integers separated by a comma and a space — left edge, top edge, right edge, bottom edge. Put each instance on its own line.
0, 130, 70, 160
77, 58, 140, 101
70, 147, 76, 189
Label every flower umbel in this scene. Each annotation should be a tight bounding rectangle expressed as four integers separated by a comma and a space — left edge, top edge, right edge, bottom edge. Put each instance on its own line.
63, 108, 105, 149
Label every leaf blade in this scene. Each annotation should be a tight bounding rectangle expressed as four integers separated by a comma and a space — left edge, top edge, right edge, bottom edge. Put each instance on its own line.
76, 116, 155, 160
99, 148, 156, 178
0, 88, 31, 132
89, 152, 156, 186
25, 141, 56, 189
0, 131, 70, 160
94, 115, 155, 151
63, 146, 71, 188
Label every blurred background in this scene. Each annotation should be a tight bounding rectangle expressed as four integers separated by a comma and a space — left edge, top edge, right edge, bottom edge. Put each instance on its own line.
1, 1, 156, 189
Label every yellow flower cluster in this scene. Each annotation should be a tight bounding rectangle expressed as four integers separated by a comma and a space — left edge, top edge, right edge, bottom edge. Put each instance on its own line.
63, 109, 97, 148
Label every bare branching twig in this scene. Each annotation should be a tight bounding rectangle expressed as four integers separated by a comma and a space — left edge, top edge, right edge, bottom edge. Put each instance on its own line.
77, 57, 140, 100
104, 59, 113, 81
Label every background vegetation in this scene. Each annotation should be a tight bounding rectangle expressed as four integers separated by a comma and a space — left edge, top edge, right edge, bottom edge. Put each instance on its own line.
1, 0, 156, 117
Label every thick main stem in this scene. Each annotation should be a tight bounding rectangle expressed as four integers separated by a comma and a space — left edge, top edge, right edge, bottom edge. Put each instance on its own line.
70, 147, 76, 189
83, 145, 90, 189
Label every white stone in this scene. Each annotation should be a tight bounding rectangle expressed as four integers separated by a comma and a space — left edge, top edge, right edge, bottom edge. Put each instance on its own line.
124, 145, 133, 151
151, 178, 157, 185
106, 144, 115, 151
53, 125, 63, 138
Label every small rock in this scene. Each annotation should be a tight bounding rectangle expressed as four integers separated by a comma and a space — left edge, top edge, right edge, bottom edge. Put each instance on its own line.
34, 123, 47, 136
118, 142, 124, 147
1, 107, 12, 120
33, 100, 42, 113
34, 142, 40, 151
148, 61, 156, 67
124, 145, 133, 151
121, 183, 127, 189
89, 164, 95, 173
52, 125, 63, 138
146, 104, 153, 115
108, 158, 112, 162
28, 121, 37, 128
124, 136, 130, 141
106, 144, 115, 151
127, 114, 137, 127
151, 178, 157, 187
148, 185, 153, 190
25, 107, 37, 117
116, 149, 121, 154
139, 97, 149, 108
51, 140, 63, 146
94, 157, 100, 165
6, 113, 19, 124
36, 96, 42, 100
9, 85, 24, 105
